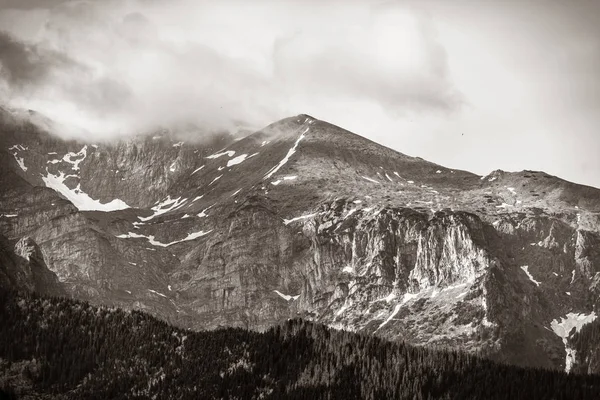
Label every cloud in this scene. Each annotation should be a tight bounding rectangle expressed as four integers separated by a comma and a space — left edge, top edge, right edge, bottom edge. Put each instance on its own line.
272, 3, 461, 113
0, 0, 462, 139
0, 28, 134, 136
0, 30, 76, 90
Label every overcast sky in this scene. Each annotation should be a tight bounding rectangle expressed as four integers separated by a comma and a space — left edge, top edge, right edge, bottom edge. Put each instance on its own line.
0, 0, 599, 188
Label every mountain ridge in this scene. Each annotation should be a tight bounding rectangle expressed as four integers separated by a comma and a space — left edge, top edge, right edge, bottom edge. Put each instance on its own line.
1, 109, 599, 373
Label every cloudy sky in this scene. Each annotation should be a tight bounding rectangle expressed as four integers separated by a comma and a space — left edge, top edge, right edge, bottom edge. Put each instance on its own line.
0, 0, 599, 188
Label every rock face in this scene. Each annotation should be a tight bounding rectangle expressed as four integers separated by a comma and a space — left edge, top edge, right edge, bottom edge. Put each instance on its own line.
1, 108, 599, 372
0, 234, 64, 296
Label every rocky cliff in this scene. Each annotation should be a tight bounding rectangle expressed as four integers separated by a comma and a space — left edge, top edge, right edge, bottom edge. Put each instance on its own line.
1, 108, 599, 372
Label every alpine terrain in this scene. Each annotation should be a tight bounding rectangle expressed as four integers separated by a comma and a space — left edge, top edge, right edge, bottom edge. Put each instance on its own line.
1, 106, 600, 377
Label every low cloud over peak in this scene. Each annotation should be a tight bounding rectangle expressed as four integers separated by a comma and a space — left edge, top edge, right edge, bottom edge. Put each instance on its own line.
0, 0, 461, 139
2, 0, 599, 188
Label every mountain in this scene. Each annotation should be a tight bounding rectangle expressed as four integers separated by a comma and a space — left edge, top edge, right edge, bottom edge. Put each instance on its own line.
2, 290, 600, 399
1, 107, 599, 373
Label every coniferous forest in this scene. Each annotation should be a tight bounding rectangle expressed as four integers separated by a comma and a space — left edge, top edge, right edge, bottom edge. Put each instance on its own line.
1, 289, 599, 399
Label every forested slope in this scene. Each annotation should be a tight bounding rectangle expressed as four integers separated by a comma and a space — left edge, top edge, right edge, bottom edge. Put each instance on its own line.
1, 289, 599, 399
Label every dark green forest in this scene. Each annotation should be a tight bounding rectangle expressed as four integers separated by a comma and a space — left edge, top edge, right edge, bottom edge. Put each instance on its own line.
1, 289, 599, 399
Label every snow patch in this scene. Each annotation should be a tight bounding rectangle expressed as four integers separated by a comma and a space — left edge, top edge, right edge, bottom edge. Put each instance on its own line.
118, 229, 212, 247
507, 187, 516, 194
283, 212, 317, 225
376, 293, 417, 331
264, 128, 307, 180
344, 208, 358, 219
139, 196, 186, 221
13, 154, 27, 171
191, 165, 205, 175
273, 290, 299, 301
148, 289, 167, 298
551, 312, 597, 372
209, 175, 223, 185
335, 303, 349, 317
342, 265, 354, 274
384, 292, 397, 303
521, 266, 541, 286
227, 154, 249, 167
361, 176, 380, 184
206, 150, 235, 159
197, 205, 214, 218
376, 304, 401, 331
62, 146, 87, 171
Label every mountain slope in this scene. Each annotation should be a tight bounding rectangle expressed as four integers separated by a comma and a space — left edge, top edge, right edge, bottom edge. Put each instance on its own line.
1, 290, 600, 400
1, 108, 599, 372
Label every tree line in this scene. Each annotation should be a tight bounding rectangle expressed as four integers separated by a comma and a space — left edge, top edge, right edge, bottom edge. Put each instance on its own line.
1, 288, 599, 399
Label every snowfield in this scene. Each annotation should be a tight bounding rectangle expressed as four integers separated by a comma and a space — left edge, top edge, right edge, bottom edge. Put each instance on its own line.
43, 171, 131, 212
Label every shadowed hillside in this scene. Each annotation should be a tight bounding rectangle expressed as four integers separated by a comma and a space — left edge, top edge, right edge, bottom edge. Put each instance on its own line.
1, 289, 599, 399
